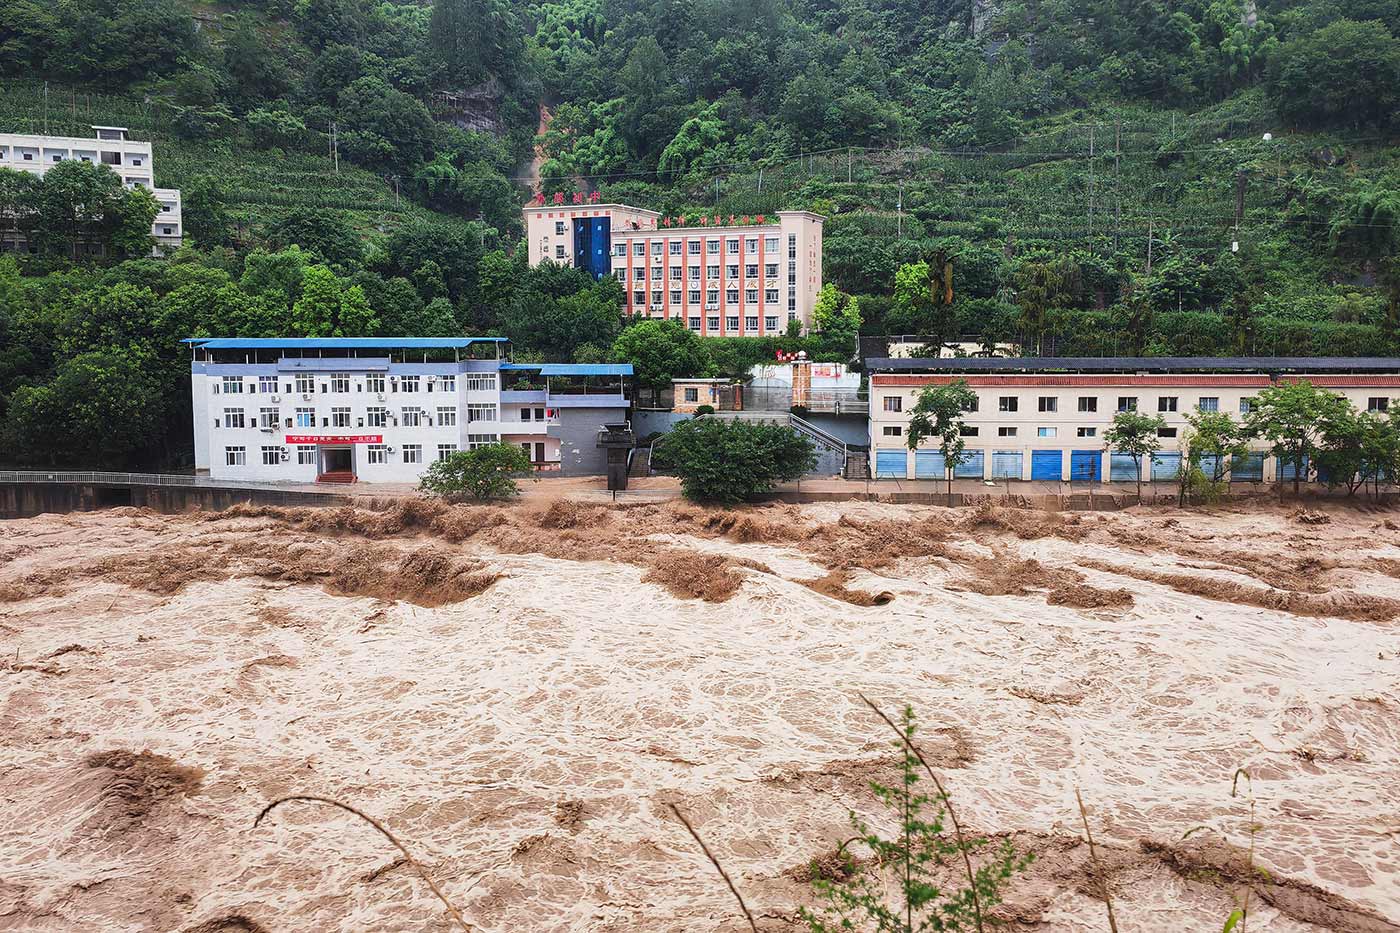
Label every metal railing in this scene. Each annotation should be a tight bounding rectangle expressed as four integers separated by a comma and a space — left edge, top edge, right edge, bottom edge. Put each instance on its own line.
0, 471, 337, 493
788, 414, 849, 472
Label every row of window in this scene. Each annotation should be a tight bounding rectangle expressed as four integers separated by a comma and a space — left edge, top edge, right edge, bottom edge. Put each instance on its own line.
677, 314, 790, 333
216, 404, 497, 429
883, 425, 1100, 439
622, 263, 783, 280
216, 373, 492, 395
630, 288, 782, 307
883, 394, 1393, 415
604, 236, 782, 256
223, 444, 462, 466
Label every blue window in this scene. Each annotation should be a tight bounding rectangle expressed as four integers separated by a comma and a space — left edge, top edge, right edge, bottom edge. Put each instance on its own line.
1198, 397, 1219, 412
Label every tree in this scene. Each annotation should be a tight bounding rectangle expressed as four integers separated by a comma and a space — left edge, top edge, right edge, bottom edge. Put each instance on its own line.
656, 417, 816, 503
290, 265, 380, 336
503, 284, 620, 360
1186, 410, 1250, 483
906, 379, 978, 505
264, 208, 361, 266
609, 319, 715, 396
1103, 410, 1166, 502
1315, 405, 1400, 498
181, 176, 233, 248
336, 77, 437, 172
24, 160, 128, 260
109, 185, 158, 258
246, 108, 309, 150
1244, 381, 1351, 495
419, 443, 532, 500
811, 283, 862, 358
1268, 19, 1400, 129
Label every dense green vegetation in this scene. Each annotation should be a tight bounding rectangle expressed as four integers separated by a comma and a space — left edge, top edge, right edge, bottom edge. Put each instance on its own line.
2, 0, 1399, 468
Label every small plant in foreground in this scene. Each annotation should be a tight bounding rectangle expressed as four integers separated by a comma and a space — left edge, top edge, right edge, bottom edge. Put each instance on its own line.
1183, 768, 1268, 933
799, 701, 1031, 933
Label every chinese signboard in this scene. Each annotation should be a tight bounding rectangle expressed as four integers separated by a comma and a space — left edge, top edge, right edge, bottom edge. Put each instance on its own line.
284, 435, 383, 445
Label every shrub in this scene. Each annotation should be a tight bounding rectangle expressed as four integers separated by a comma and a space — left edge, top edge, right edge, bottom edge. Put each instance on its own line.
694, 404, 715, 415
656, 416, 815, 502
418, 443, 532, 500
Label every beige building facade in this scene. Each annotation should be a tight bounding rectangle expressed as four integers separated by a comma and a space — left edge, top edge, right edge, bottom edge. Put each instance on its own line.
523, 201, 823, 336
867, 357, 1400, 484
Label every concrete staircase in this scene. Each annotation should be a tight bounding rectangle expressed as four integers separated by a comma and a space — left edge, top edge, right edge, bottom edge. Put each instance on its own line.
843, 451, 870, 481
628, 445, 651, 477
316, 471, 357, 484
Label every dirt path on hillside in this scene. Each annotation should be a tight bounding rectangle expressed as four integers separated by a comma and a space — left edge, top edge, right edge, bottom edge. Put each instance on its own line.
2, 499, 1399, 931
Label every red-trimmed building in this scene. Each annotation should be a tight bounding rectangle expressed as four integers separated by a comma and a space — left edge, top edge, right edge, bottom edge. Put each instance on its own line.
866, 357, 1400, 483
523, 199, 823, 337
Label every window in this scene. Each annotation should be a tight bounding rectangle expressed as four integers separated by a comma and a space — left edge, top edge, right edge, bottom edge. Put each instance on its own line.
1158, 396, 1178, 412
745, 264, 758, 278
650, 266, 663, 281
1038, 396, 1058, 413
297, 446, 316, 465
651, 240, 663, 255
222, 376, 244, 394
745, 316, 758, 331
467, 433, 498, 449
258, 376, 278, 394
633, 291, 645, 306
367, 444, 389, 464
261, 446, 280, 465
439, 375, 456, 392
295, 407, 315, 428
746, 238, 757, 254
959, 425, 979, 437
683, 387, 699, 402
671, 290, 682, 304
726, 289, 739, 305
882, 425, 903, 437
467, 404, 498, 423
400, 376, 420, 393
1198, 397, 1219, 412
998, 426, 1017, 437
1239, 398, 1254, 414
707, 316, 720, 331
688, 317, 701, 331
554, 221, 566, 235
689, 290, 701, 304
726, 315, 740, 331
259, 407, 278, 428
1368, 397, 1390, 412
294, 374, 314, 395
706, 239, 719, 255
765, 263, 778, 277
765, 316, 778, 331
223, 408, 246, 429
1158, 427, 1178, 438
633, 242, 645, 257
707, 264, 719, 279
651, 290, 663, 306
436, 444, 458, 461
1117, 396, 1137, 412
688, 240, 701, 255
437, 406, 457, 426
688, 266, 700, 280
1037, 427, 1057, 438
1077, 427, 1097, 438
225, 446, 246, 466
745, 289, 758, 304
998, 396, 1018, 413
668, 241, 682, 255
555, 245, 566, 259
366, 374, 385, 393
329, 373, 350, 393
466, 374, 496, 392
726, 264, 739, 279
401, 407, 423, 427
883, 396, 903, 413
765, 236, 779, 252
669, 267, 682, 280
356, 408, 382, 429
727, 239, 739, 254
633, 267, 645, 281
1078, 396, 1098, 413
331, 407, 350, 427
402, 444, 423, 464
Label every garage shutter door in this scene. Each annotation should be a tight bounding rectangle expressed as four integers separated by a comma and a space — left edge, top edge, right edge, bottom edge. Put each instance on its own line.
914, 449, 945, 478
1030, 449, 1062, 480
1277, 455, 1309, 482
991, 450, 1023, 479
874, 449, 907, 478
1231, 452, 1264, 482
1070, 450, 1102, 481
954, 449, 985, 479
1151, 452, 1181, 482
1199, 454, 1223, 481
1109, 453, 1139, 481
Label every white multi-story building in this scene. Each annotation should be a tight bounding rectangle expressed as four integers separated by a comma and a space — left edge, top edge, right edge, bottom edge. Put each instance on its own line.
867, 356, 1400, 484
523, 200, 824, 336
0, 125, 182, 252
188, 337, 633, 483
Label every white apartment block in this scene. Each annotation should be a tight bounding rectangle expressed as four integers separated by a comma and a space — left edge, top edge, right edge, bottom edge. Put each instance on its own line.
867, 357, 1400, 484
0, 126, 182, 252
523, 200, 823, 336
189, 337, 633, 483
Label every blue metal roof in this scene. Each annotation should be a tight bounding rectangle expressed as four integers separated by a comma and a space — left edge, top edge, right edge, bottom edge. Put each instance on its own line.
501, 362, 634, 376
185, 337, 506, 349
867, 356, 1400, 374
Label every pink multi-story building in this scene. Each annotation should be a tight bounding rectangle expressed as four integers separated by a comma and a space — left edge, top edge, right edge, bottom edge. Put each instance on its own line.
523, 200, 824, 337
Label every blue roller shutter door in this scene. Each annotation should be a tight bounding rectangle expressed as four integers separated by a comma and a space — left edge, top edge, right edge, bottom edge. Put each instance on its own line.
1031, 450, 1063, 481
1199, 454, 1223, 482
914, 450, 946, 479
1151, 452, 1181, 482
1070, 450, 1102, 481
991, 450, 1023, 479
954, 450, 985, 479
1277, 455, 1309, 482
1231, 452, 1264, 482
1109, 453, 1139, 482
875, 450, 907, 478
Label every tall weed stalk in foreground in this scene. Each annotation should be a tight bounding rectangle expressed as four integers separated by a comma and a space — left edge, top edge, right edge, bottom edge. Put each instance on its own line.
797, 701, 1031, 933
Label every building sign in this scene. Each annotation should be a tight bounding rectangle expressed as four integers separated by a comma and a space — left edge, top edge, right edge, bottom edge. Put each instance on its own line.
284, 434, 383, 445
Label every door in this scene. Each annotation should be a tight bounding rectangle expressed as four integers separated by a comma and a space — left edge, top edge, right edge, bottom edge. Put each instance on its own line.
1030, 449, 1062, 481
954, 449, 985, 479
1199, 454, 1223, 481
1109, 453, 1139, 482
1151, 452, 1181, 482
874, 449, 907, 478
991, 450, 1022, 480
534, 442, 545, 463
1277, 455, 1309, 482
914, 449, 945, 479
1070, 450, 1102, 482
1231, 452, 1264, 482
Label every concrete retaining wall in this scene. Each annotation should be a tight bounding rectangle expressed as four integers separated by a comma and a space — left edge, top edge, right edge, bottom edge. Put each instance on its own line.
0, 483, 345, 519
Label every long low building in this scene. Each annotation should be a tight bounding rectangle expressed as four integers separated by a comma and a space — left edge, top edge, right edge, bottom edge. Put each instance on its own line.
188, 337, 633, 483
867, 356, 1400, 483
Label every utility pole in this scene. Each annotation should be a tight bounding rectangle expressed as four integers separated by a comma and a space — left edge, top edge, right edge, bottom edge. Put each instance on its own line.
43, 81, 48, 134
330, 121, 339, 174
897, 181, 904, 238
1087, 123, 1095, 239
1113, 119, 1121, 251
847, 147, 852, 183
1146, 217, 1154, 275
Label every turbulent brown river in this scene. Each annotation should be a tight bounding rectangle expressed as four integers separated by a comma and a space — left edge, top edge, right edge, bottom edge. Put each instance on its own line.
2, 498, 1399, 932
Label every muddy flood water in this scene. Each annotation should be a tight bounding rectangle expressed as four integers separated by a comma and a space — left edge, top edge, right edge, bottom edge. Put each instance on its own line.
2, 498, 1399, 932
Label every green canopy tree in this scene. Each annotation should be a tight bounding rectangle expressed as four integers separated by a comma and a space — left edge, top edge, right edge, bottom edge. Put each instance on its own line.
291, 265, 380, 337
1103, 409, 1166, 502
608, 319, 715, 397
906, 379, 978, 505
1244, 380, 1351, 495
656, 417, 816, 503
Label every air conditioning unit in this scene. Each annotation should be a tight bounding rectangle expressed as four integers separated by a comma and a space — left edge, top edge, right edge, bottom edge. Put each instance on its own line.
389, 375, 399, 383
384, 446, 395, 454
260, 426, 273, 433
279, 452, 289, 462
301, 393, 312, 400
376, 392, 385, 401
427, 375, 437, 383
271, 395, 281, 403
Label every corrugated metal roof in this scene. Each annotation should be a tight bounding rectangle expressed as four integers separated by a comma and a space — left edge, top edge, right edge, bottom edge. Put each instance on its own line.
866, 356, 1400, 374
185, 337, 506, 349
537, 363, 633, 376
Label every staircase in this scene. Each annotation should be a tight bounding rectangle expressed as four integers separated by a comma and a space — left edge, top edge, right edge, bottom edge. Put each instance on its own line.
628, 445, 651, 477
316, 471, 357, 484
843, 451, 870, 481
788, 413, 850, 476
